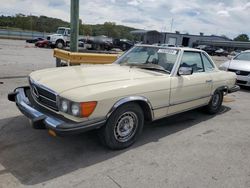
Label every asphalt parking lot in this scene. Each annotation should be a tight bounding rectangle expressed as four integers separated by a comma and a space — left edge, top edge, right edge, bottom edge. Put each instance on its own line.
0, 39, 250, 188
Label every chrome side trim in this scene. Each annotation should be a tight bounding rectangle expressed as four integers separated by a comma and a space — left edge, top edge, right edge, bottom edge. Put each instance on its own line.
107, 96, 154, 120
164, 103, 208, 119
153, 104, 170, 110
152, 95, 211, 111
170, 95, 211, 106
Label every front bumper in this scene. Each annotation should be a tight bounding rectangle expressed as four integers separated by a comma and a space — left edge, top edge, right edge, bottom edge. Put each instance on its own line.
8, 87, 106, 135
236, 75, 250, 87
228, 85, 240, 93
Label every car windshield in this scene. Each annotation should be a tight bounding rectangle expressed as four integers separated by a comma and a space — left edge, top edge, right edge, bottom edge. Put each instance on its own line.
116, 46, 179, 73
234, 52, 250, 61
57, 28, 65, 35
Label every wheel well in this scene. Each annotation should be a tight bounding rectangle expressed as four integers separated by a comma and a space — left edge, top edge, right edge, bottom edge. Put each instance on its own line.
108, 98, 154, 122
135, 101, 153, 122
216, 86, 228, 95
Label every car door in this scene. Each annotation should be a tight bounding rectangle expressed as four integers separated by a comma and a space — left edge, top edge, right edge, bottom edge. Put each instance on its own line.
200, 52, 227, 93
168, 51, 213, 115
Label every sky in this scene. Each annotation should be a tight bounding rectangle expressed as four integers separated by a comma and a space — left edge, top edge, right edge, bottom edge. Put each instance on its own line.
0, 0, 250, 38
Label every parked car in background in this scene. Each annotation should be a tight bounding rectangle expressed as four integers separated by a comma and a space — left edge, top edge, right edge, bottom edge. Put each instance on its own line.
8, 45, 239, 149
159, 43, 176, 47
26, 37, 44, 43
220, 50, 250, 87
113, 39, 134, 51
229, 50, 242, 57
67, 39, 85, 48
196, 45, 217, 56
214, 48, 229, 56
35, 40, 49, 48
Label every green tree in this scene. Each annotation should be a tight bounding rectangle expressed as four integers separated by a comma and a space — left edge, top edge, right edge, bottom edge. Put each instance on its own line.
80, 24, 92, 36
234, 34, 249, 42
0, 14, 137, 39
103, 22, 119, 38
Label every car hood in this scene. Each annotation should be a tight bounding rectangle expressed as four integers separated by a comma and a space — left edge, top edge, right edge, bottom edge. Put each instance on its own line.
222, 60, 250, 71
30, 64, 165, 94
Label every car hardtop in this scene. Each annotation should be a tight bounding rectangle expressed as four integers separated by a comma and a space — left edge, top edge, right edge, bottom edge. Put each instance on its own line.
135, 44, 204, 53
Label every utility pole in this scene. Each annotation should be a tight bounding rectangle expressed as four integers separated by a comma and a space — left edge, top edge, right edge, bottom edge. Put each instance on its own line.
170, 18, 174, 33
70, 0, 79, 52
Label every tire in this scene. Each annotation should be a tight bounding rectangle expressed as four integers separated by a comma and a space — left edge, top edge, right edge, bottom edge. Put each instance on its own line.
99, 103, 144, 150
56, 40, 64, 49
204, 90, 223, 114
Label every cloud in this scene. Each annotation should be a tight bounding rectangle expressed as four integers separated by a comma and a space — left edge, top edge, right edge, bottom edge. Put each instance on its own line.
127, 0, 143, 6
0, 0, 249, 38
217, 10, 230, 17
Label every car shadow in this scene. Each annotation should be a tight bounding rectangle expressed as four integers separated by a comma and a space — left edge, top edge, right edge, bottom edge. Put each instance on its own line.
0, 106, 230, 185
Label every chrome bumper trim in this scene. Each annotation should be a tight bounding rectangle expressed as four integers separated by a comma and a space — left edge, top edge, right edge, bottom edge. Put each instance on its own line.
8, 87, 106, 135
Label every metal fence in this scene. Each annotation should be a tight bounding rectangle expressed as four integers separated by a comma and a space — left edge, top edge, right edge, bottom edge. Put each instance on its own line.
0, 29, 52, 40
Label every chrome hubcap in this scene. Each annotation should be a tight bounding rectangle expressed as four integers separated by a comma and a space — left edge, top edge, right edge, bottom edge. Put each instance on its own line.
212, 93, 220, 107
57, 42, 63, 48
114, 112, 138, 142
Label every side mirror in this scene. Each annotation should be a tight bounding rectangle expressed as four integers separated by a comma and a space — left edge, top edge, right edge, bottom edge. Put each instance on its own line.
178, 66, 193, 76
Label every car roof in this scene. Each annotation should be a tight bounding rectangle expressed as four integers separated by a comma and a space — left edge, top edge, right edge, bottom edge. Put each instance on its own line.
135, 44, 203, 52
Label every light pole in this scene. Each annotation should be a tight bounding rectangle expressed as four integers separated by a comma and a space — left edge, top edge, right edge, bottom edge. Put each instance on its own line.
70, 0, 79, 52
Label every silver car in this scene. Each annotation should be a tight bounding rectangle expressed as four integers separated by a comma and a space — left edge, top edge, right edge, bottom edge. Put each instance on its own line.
220, 50, 250, 87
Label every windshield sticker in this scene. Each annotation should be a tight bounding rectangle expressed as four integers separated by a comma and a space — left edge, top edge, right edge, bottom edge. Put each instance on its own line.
158, 49, 177, 55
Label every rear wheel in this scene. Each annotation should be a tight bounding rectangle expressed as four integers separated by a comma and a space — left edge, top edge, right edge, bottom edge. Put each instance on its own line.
99, 103, 144, 150
204, 90, 223, 114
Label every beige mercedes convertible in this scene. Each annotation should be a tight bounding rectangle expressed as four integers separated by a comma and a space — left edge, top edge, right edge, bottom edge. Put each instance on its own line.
8, 45, 239, 149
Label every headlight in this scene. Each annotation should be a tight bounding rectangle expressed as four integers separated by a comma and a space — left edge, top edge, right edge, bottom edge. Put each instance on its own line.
59, 97, 97, 117
61, 100, 69, 112
71, 103, 80, 116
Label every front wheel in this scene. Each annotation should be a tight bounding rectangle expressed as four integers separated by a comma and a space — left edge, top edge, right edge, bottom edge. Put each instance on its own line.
204, 90, 223, 114
56, 40, 64, 49
99, 103, 144, 150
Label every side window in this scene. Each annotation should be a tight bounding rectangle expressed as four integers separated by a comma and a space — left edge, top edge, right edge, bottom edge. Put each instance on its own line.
66, 29, 70, 35
201, 53, 215, 72
180, 52, 204, 73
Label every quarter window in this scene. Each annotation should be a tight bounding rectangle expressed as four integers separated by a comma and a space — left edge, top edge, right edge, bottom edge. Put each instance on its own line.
202, 53, 214, 72
180, 52, 204, 73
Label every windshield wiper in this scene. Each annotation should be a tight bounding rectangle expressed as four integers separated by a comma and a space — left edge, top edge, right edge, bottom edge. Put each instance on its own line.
135, 64, 171, 74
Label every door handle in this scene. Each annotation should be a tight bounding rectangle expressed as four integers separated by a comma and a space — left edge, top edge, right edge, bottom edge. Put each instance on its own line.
206, 80, 212, 83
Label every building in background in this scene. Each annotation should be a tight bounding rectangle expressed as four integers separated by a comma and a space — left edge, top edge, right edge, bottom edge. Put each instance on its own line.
131, 30, 250, 50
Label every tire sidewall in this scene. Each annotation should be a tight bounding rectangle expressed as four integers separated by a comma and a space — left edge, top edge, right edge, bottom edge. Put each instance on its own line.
56, 41, 64, 49
102, 103, 144, 149
207, 90, 223, 114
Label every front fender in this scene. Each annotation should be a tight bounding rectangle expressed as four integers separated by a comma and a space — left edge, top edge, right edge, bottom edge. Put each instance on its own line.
107, 96, 154, 121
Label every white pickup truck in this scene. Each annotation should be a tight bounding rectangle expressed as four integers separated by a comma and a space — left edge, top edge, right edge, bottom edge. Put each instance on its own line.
47, 27, 70, 49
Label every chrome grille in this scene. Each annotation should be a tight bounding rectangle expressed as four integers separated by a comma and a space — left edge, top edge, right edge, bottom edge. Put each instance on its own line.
228, 69, 250, 76
30, 80, 58, 111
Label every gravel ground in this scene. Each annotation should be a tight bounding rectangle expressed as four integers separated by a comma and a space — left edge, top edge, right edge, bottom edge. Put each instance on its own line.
0, 39, 250, 188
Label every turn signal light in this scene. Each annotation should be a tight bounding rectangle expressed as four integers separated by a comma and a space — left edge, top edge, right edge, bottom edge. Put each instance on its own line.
80, 101, 97, 117
48, 129, 57, 137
